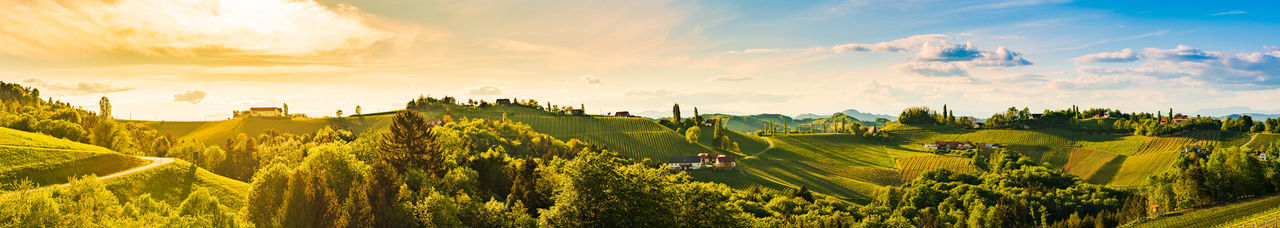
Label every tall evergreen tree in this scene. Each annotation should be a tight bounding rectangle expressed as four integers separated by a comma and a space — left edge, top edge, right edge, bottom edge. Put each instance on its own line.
672, 104, 682, 125
378, 110, 443, 177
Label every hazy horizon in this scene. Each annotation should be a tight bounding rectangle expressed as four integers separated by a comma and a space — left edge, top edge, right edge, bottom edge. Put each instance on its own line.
3, 0, 1279, 121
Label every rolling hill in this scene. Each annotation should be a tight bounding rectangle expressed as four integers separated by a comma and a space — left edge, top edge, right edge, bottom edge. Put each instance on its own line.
137, 104, 783, 192
736, 123, 1253, 203
795, 109, 894, 123
739, 133, 976, 203
0, 127, 147, 187
0, 126, 250, 209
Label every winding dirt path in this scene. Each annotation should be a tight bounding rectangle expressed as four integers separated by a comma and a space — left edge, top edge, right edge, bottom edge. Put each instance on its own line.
1242, 133, 1258, 150
0, 156, 174, 198
748, 137, 774, 158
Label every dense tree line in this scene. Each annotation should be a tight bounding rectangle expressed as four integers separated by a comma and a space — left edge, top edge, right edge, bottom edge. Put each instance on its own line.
0, 176, 246, 227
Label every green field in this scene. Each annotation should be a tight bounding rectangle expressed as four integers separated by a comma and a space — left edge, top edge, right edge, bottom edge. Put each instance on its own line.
1134, 131, 1218, 155
896, 154, 983, 183
739, 133, 979, 203
1130, 194, 1280, 228
1063, 149, 1124, 183
103, 160, 250, 209
733, 124, 1250, 202
0, 127, 147, 187
0, 127, 248, 209
1244, 133, 1280, 151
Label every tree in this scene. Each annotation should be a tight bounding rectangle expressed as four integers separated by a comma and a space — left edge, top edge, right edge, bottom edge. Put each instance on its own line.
335, 109, 343, 118
99, 97, 111, 119
282, 103, 289, 116
91, 119, 118, 149
898, 107, 937, 124
379, 110, 443, 177
672, 104, 682, 126
355, 105, 362, 116
685, 126, 701, 143
793, 186, 814, 202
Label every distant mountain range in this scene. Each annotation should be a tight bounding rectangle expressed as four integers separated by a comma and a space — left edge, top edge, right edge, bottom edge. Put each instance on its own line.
1196, 106, 1280, 119
795, 109, 895, 122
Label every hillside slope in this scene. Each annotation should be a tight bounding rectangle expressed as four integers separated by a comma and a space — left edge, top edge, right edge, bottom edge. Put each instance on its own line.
740, 133, 977, 203
0, 127, 147, 187
1130, 194, 1280, 227
0, 127, 249, 209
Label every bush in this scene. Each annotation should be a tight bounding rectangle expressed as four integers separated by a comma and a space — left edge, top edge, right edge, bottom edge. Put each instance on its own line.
898, 107, 937, 124
35, 119, 87, 142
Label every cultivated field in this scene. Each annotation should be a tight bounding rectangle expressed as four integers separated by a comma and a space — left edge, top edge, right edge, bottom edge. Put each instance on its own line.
1133, 130, 1219, 155
896, 155, 983, 182
1130, 194, 1280, 228
1063, 148, 1121, 181
1244, 133, 1280, 151
1107, 152, 1181, 186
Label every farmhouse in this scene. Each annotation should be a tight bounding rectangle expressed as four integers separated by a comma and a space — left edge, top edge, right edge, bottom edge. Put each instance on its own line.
249, 107, 283, 117
1160, 115, 1190, 124
496, 99, 512, 105
694, 153, 737, 169
924, 141, 974, 150
698, 153, 721, 163
702, 119, 718, 126
715, 156, 736, 168
1185, 145, 1210, 157
569, 109, 585, 115
666, 156, 702, 170
1261, 152, 1269, 161
614, 111, 631, 117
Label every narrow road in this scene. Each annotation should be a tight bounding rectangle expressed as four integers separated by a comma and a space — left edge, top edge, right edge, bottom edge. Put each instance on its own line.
0, 156, 175, 198
1241, 133, 1258, 150
748, 137, 774, 158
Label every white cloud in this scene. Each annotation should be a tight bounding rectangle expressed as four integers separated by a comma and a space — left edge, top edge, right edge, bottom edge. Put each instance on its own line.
708, 75, 755, 81
830, 34, 1032, 76
832, 34, 949, 53
1072, 48, 1140, 63
1142, 45, 1218, 62
581, 75, 604, 86
173, 90, 208, 104
894, 62, 968, 77
0, 0, 397, 59
1077, 45, 1280, 88
465, 86, 503, 96
21, 78, 135, 96
1210, 10, 1247, 16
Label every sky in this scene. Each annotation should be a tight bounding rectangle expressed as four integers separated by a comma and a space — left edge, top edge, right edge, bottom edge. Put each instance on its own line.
2, 0, 1280, 120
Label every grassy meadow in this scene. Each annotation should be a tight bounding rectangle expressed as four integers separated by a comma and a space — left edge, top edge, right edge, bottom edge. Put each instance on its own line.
0, 127, 147, 187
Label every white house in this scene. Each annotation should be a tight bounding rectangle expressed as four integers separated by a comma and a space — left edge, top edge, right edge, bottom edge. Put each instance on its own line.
667, 156, 703, 170
249, 107, 283, 117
